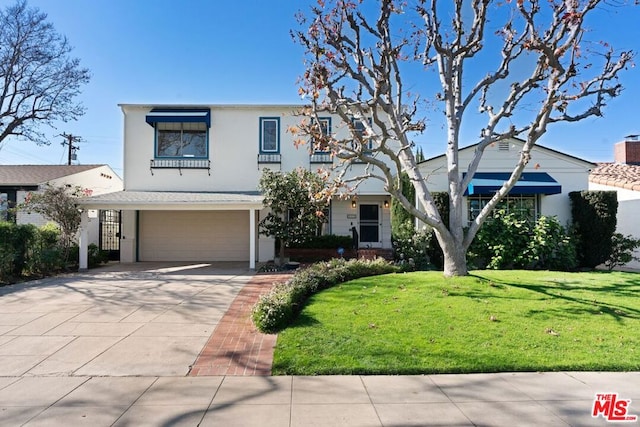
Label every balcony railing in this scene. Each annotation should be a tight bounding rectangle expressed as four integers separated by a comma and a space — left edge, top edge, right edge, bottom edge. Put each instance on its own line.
150, 159, 211, 175
257, 153, 282, 164
310, 153, 333, 164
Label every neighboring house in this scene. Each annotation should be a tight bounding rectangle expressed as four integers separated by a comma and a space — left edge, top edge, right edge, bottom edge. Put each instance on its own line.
0, 164, 123, 250
417, 139, 595, 226
589, 136, 640, 270
77, 104, 394, 269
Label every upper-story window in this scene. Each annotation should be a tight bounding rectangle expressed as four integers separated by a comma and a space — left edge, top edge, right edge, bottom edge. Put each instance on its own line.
145, 108, 211, 159
260, 117, 280, 153
156, 122, 207, 158
314, 117, 331, 152
352, 117, 373, 151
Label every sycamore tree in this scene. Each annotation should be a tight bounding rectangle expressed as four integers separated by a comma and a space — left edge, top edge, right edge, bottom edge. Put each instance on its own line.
259, 168, 329, 264
0, 0, 90, 147
293, 0, 634, 276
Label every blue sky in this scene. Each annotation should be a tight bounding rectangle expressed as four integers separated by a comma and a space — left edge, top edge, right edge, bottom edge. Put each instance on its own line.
1, 0, 639, 176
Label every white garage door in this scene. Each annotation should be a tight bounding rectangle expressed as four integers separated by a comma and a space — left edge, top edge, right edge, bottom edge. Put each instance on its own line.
139, 211, 249, 262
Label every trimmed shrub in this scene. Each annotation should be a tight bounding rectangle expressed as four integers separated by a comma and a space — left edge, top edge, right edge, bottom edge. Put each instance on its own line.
288, 234, 352, 249
569, 191, 618, 268
391, 172, 415, 233
0, 222, 38, 281
252, 258, 398, 333
426, 192, 450, 269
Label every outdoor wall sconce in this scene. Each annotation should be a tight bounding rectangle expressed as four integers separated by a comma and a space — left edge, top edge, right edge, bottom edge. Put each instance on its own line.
351, 199, 357, 208
384, 200, 389, 208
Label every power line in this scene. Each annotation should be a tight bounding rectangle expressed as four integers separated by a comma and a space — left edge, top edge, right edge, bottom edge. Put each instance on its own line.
59, 133, 82, 165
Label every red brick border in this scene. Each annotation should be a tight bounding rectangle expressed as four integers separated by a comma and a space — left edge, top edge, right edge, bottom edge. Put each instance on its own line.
189, 273, 290, 376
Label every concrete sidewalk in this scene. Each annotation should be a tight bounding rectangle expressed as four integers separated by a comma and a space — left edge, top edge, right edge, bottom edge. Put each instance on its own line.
0, 372, 638, 426
1, 264, 638, 426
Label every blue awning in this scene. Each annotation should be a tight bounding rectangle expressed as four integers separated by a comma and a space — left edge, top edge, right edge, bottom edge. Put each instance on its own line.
465, 172, 561, 196
145, 109, 211, 127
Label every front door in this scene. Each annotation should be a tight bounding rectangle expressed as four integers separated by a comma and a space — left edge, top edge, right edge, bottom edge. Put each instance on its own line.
99, 209, 121, 261
359, 204, 381, 248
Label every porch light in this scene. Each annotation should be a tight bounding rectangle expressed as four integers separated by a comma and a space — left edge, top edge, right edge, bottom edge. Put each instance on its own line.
383, 200, 389, 208
351, 199, 357, 208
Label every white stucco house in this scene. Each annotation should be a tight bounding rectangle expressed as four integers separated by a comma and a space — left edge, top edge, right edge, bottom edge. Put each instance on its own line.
0, 164, 123, 250
589, 136, 640, 270
77, 104, 394, 269
417, 139, 595, 226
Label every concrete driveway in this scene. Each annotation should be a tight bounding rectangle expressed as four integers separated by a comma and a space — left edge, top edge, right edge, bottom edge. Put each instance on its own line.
0, 262, 254, 377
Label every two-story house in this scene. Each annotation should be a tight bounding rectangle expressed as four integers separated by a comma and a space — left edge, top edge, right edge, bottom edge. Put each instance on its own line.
77, 104, 394, 269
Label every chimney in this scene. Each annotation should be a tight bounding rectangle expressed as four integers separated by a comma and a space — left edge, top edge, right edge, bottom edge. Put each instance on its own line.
614, 135, 640, 165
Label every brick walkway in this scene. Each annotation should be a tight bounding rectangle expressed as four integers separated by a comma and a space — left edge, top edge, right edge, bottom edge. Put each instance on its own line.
189, 273, 291, 376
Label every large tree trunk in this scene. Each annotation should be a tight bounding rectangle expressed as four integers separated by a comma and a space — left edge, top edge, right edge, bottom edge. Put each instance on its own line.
436, 230, 468, 277
442, 245, 468, 277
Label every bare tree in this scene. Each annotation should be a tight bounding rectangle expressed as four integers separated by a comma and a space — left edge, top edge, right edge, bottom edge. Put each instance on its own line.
0, 0, 90, 147
294, 0, 634, 276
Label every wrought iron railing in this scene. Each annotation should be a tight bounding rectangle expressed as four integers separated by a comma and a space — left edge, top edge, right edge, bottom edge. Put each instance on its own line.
309, 153, 333, 164
257, 153, 282, 164
150, 159, 211, 175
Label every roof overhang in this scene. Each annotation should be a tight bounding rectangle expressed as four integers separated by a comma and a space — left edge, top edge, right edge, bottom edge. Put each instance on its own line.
465, 172, 562, 196
77, 191, 263, 211
145, 108, 211, 127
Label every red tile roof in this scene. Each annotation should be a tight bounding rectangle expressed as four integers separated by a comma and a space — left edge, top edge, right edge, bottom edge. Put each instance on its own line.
0, 165, 103, 186
589, 163, 640, 191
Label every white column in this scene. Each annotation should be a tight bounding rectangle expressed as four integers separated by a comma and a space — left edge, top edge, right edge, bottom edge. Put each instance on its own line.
79, 210, 89, 270
249, 208, 256, 270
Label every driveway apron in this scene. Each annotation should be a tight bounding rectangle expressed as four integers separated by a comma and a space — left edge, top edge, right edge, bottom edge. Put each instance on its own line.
0, 262, 254, 377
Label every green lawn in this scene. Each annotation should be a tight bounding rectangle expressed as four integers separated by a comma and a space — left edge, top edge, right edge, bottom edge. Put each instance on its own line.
272, 270, 640, 375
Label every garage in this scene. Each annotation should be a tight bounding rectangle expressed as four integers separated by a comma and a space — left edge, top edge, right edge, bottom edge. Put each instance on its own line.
138, 210, 250, 262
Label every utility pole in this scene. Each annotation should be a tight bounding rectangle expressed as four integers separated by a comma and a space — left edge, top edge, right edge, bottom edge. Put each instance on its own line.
60, 133, 81, 165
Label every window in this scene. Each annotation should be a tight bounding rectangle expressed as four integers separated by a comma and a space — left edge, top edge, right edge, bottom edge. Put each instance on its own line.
352, 117, 373, 151
468, 195, 539, 223
156, 122, 207, 158
314, 117, 331, 153
260, 117, 280, 153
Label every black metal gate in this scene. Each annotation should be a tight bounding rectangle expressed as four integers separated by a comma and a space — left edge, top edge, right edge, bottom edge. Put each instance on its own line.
99, 210, 121, 261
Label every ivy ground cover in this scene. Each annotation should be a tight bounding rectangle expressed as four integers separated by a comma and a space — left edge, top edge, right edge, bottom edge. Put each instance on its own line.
272, 270, 640, 375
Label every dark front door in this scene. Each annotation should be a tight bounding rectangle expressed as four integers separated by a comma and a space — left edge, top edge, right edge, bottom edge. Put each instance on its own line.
359, 204, 380, 246
99, 209, 121, 260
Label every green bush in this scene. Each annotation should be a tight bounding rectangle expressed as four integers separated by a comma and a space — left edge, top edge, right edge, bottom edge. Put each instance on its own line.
252, 258, 399, 333
468, 210, 577, 271
570, 190, 618, 268
26, 223, 64, 276
392, 221, 432, 270
0, 222, 38, 281
288, 234, 353, 249
426, 192, 450, 269
605, 233, 640, 271
88, 243, 109, 268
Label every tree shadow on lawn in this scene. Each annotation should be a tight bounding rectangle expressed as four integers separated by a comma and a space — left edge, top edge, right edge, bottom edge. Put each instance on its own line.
469, 271, 640, 323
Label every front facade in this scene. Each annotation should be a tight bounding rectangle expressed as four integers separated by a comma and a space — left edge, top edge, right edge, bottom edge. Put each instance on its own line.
79, 104, 393, 269
417, 139, 594, 226
0, 165, 123, 247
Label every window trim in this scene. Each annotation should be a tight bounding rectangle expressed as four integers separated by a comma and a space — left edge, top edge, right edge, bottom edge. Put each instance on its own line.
314, 117, 332, 153
351, 117, 373, 151
467, 194, 540, 225
153, 122, 209, 160
259, 117, 280, 154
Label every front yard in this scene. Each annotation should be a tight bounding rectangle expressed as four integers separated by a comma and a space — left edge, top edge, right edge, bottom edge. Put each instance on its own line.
272, 270, 640, 375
